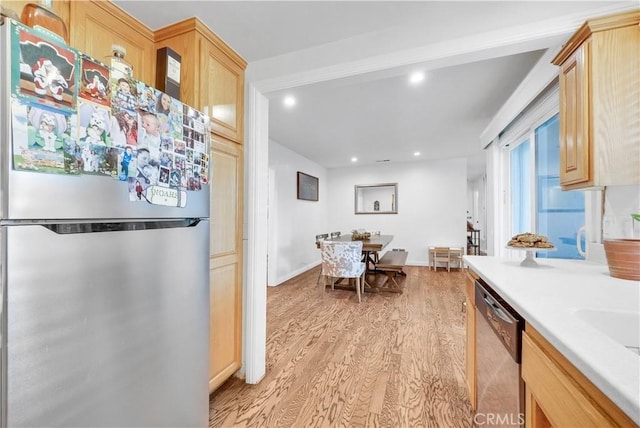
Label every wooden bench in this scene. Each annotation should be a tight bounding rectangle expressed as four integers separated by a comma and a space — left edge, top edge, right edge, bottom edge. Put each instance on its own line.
375, 250, 408, 293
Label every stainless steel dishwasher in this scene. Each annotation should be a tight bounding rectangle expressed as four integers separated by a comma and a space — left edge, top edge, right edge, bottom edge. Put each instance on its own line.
475, 279, 525, 427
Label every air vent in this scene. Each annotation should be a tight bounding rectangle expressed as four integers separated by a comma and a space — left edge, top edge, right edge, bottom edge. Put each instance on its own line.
376, 159, 390, 163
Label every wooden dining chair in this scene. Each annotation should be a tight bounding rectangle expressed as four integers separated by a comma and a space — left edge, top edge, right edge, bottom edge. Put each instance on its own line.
315, 234, 329, 284
433, 247, 451, 272
330, 231, 341, 239
449, 247, 464, 271
319, 240, 366, 302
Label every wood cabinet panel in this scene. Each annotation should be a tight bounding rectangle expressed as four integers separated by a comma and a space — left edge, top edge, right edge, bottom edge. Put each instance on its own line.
155, 18, 246, 143
69, 0, 155, 84
464, 268, 479, 410
3, 0, 70, 35
208, 135, 243, 392
211, 137, 240, 256
591, 24, 640, 185
203, 43, 243, 142
522, 327, 635, 427
209, 261, 242, 392
554, 10, 640, 189
559, 45, 590, 186
154, 26, 199, 108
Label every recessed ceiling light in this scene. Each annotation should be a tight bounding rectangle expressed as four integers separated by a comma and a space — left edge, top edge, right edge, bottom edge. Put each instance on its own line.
351, 157, 358, 162
409, 72, 425, 84
283, 96, 296, 107
414, 151, 421, 156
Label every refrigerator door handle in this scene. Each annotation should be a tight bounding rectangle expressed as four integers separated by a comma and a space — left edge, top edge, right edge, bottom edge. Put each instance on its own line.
41, 218, 201, 234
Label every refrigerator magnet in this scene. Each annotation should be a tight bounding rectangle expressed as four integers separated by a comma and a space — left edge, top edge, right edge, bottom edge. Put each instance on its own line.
11, 21, 78, 113
11, 100, 76, 174
79, 54, 110, 107
136, 81, 157, 114
110, 76, 138, 114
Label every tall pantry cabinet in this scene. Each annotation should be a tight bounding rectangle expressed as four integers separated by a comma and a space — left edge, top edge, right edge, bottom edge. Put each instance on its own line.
155, 18, 247, 393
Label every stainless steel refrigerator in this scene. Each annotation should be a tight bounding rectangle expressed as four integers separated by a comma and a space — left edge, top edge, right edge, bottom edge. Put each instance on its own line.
1, 22, 210, 427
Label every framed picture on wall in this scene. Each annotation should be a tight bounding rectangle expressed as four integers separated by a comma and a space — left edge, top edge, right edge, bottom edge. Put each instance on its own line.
297, 171, 318, 201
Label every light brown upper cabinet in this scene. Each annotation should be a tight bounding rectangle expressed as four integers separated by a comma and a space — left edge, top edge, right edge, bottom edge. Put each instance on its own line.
4, 0, 70, 33
155, 18, 246, 144
69, 1, 155, 84
553, 10, 640, 190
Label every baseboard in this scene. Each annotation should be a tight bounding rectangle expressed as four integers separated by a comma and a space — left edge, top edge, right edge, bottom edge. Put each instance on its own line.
270, 261, 321, 286
271, 259, 450, 286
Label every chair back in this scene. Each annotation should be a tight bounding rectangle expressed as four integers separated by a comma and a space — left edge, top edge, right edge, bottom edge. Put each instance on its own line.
330, 231, 341, 239
449, 247, 463, 259
320, 240, 364, 278
434, 247, 451, 260
449, 247, 463, 269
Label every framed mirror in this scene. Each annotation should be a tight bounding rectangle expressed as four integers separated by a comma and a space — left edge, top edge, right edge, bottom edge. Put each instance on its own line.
355, 183, 398, 214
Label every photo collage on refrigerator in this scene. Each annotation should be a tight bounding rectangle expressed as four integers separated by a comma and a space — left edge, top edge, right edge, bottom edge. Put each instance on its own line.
9, 20, 210, 205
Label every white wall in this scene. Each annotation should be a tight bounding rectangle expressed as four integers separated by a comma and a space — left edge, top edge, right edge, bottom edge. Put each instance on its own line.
603, 184, 640, 240
268, 139, 328, 286
327, 158, 467, 266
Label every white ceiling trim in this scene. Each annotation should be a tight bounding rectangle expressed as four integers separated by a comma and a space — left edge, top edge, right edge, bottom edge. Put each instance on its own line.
250, 2, 636, 94
480, 47, 561, 148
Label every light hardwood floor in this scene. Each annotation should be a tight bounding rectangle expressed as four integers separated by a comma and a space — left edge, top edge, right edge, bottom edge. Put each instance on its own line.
209, 266, 474, 427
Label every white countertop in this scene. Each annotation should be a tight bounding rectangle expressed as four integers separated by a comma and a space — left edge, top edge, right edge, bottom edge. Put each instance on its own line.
463, 255, 640, 424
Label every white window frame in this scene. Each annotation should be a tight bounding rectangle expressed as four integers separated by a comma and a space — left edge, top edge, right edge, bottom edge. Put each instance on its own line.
496, 93, 605, 260
499, 107, 560, 257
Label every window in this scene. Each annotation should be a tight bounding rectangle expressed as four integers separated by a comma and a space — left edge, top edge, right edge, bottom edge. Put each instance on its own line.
506, 114, 585, 259
510, 140, 531, 235
535, 115, 585, 259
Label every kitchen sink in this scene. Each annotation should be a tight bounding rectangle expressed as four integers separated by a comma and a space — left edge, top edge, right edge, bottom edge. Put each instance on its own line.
573, 309, 640, 356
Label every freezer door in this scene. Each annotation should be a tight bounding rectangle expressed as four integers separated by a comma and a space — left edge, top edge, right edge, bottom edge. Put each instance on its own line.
2, 170, 210, 220
4, 220, 209, 427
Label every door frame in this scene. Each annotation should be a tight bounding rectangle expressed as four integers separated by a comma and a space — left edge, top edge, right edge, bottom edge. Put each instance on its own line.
241, 4, 629, 383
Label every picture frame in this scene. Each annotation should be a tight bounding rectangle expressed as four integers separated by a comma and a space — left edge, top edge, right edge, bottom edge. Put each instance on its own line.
354, 183, 398, 214
297, 171, 318, 201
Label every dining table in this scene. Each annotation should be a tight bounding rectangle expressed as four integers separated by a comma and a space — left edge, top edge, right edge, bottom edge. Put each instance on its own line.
317, 234, 394, 292
318, 234, 393, 271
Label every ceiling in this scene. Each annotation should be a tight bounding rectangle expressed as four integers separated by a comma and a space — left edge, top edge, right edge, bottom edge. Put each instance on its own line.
115, 1, 636, 179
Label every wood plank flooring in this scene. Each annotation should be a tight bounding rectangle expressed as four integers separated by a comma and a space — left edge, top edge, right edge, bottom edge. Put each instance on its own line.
209, 266, 474, 427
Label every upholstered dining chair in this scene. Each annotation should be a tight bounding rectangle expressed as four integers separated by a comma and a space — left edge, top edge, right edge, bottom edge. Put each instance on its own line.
315, 234, 329, 284
433, 247, 452, 272
320, 240, 366, 303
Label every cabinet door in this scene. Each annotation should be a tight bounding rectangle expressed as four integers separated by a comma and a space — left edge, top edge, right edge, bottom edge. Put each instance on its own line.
201, 40, 244, 143
209, 135, 244, 392
4, 0, 70, 34
464, 269, 478, 409
559, 43, 591, 188
69, 1, 155, 84
522, 328, 635, 427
